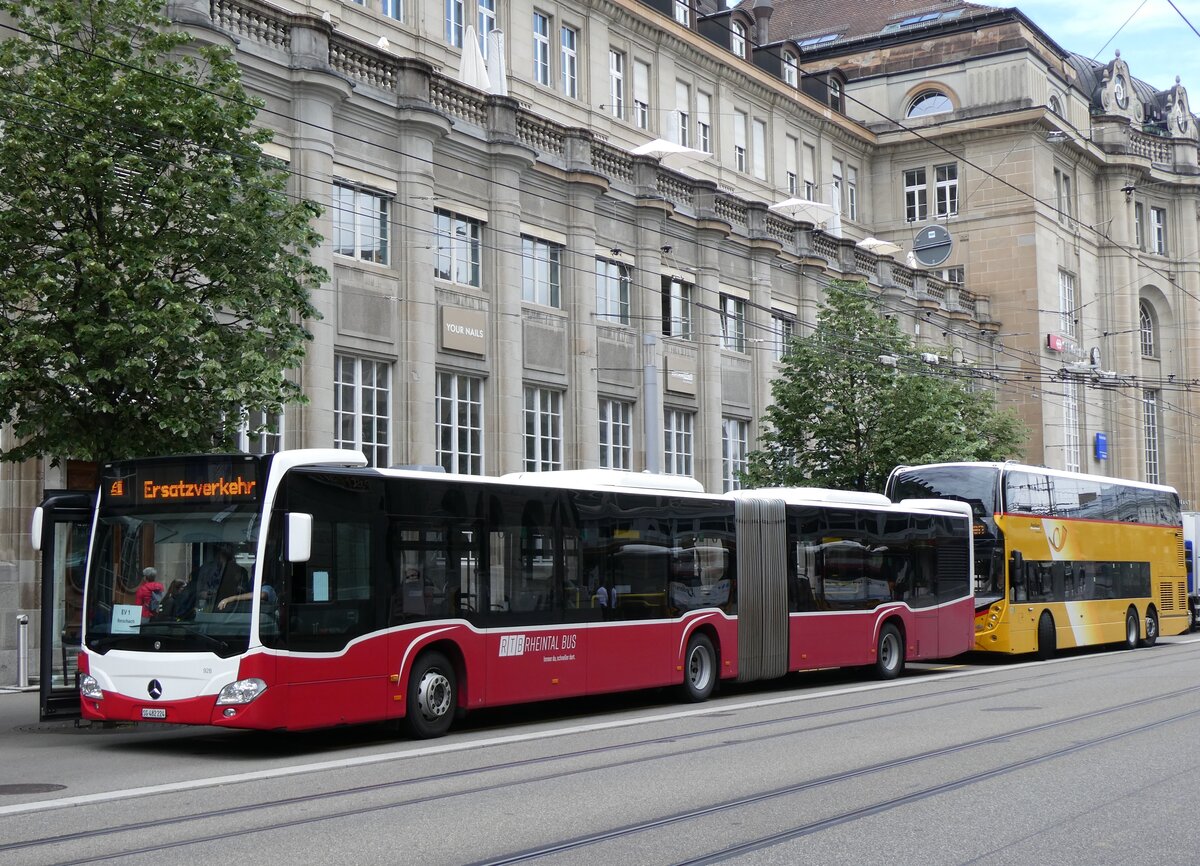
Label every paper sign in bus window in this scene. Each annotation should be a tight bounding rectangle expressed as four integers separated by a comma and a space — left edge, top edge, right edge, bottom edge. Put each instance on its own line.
312, 571, 329, 602
111, 604, 142, 633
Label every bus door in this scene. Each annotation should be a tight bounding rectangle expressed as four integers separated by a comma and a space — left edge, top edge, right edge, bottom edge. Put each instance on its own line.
32, 491, 95, 722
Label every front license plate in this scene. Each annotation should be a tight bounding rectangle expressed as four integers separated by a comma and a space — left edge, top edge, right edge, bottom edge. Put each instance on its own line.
141, 707, 167, 720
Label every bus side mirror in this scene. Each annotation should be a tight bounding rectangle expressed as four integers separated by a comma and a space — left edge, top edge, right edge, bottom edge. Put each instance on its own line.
1009, 550, 1025, 588
30, 507, 44, 552
286, 513, 313, 562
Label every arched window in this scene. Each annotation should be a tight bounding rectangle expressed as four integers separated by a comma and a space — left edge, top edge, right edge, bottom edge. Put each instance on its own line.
783, 51, 799, 88
731, 22, 747, 59
1140, 302, 1157, 358
828, 77, 843, 112
1049, 94, 1063, 116
907, 89, 953, 118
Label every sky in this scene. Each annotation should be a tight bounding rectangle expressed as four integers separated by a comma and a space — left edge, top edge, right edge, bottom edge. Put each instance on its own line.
1012, 0, 1200, 91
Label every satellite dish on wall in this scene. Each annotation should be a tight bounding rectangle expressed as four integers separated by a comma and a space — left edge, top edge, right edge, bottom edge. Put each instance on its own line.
911, 224, 953, 267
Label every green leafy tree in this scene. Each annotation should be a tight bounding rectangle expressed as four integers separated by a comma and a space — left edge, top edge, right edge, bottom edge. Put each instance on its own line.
743, 279, 1026, 491
0, 0, 325, 463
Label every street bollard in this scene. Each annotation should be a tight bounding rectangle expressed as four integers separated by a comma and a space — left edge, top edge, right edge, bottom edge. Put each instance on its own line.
16, 614, 29, 689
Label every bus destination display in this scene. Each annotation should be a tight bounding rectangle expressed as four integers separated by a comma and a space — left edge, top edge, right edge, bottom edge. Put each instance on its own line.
103, 458, 261, 506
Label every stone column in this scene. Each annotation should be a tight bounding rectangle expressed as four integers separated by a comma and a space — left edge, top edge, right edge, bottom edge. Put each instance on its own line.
279, 19, 353, 449
395, 61, 452, 466
485, 96, 537, 474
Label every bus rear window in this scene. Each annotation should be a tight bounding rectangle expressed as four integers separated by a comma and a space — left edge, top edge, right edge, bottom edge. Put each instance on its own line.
888, 467, 997, 521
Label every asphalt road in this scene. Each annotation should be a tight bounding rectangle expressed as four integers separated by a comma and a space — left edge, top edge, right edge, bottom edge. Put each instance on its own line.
2, 636, 1199, 866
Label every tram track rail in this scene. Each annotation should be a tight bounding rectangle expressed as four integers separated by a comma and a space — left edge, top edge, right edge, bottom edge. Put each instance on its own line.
3, 644, 1197, 864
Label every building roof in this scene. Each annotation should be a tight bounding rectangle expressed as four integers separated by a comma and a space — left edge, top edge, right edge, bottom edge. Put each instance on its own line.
735, 0, 1001, 44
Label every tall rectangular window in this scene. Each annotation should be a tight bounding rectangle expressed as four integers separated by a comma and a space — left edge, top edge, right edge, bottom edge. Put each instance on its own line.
598, 398, 633, 470
673, 0, 690, 26
1151, 206, 1167, 254
697, 91, 712, 153
831, 158, 843, 213
608, 50, 625, 119
524, 386, 563, 471
785, 135, 799, 196
1058, 270, 1076, 339
730, 22, 746, 58
596, 258, 631, 324
436, 371, 484, 474
722, 417, 749, 492
734, 110, 747, 173
721, 293, 746, 353
633, 61, 650, 129
783, 52, 799, 87
522, 236, 563, 307
532, 12, 551, 86
335, 354, 391, 468
935, 163, 959, 217
770, 312, 796, 361
381, 0, 402, 21
664, 409, 694, 477
435, 209, 482, 286
333, 182, 390, 264
803, 143, 816, 199
1143, 389, 1160, 484
904, 168, 927, 222
444, 0, 464, 47
752, 118, 767, 180
560, 26, 578, 98
661, 276, 694, 339
1054, 167, 1073, 222
676, 80, 691, 147
239, 409, 284, 455
1063, 380, 1080, 474
847, 165, 858, 221
477, 0, 496, 57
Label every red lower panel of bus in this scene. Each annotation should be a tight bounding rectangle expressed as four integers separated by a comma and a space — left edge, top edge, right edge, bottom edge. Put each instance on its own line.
81, 603, 973, 731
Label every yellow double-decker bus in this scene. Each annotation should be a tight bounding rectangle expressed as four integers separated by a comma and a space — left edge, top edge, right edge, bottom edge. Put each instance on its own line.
885, 462, 1189, 657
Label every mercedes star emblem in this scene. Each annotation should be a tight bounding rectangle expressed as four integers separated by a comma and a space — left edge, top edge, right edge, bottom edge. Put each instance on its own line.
147, 680, 163, 700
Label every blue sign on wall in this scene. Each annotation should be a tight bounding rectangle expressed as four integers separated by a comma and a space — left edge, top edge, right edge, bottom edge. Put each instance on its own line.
1095, 432, 1108, 461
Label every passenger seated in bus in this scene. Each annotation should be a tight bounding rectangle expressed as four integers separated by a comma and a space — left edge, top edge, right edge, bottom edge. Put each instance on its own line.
217, 580, 278, 611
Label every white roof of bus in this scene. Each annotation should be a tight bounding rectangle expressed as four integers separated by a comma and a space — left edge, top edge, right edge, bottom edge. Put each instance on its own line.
499, 469, 707, 494
892, 461, 1179, 495
728, 487, 891, 507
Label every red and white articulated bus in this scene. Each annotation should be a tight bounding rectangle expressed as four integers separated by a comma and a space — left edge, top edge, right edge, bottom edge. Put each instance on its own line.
47, 450, 975, 738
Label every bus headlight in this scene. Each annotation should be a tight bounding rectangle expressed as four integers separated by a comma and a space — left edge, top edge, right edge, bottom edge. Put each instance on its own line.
215, 678, 267, 706
80, 675, 103, 700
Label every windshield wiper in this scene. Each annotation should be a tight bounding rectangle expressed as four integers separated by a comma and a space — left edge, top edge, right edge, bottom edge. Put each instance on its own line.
86, 629, 232, 655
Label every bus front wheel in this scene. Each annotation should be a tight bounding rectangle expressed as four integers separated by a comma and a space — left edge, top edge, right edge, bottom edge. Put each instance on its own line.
406, 651, 457, 739
1036, 613, 1056, 660
874, 624, 904, 679
680, 633, 717, 702
1140, 608, 1159, 648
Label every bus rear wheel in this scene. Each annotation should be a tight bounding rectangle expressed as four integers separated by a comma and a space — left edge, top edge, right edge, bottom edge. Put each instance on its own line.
406, 651, 457, 739
1140, 609, 1159, 648
680, 633, 716, 702
1036, 613, 1056, 660
1123, 611, 1139, 650
874, 624, 904, 680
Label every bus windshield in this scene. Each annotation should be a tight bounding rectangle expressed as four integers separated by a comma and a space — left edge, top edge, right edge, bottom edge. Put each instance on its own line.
83, 505, 264, 658
888, 465, 1004, 604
